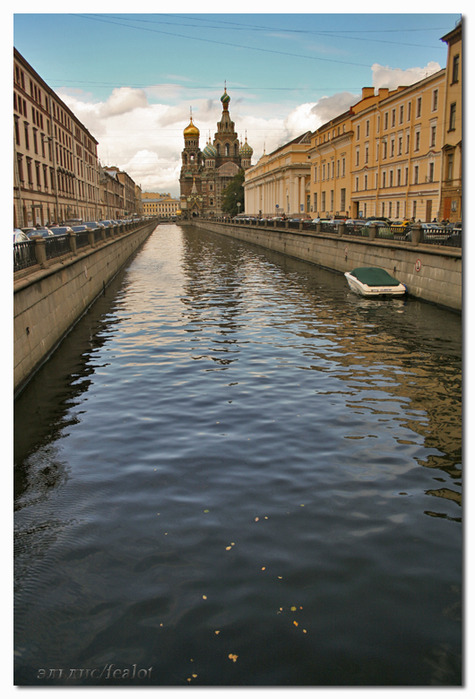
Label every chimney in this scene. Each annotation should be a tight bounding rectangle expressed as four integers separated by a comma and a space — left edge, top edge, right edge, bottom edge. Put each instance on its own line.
362, 87, 375, 99
378, 88, 389, 99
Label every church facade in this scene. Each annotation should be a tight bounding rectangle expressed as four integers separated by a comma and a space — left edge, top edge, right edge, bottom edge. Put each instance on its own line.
179, 87, 253, 218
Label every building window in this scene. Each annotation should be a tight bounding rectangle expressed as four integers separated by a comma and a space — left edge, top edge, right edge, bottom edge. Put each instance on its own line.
340, 188, 346, 211
399, 105, 404, 124
342, 158, 346, 176
449, 103, 457, 131
355, 149, 359, 167
414, 165, 419, 184
391, 109, 396, 127
356, 124, 360, 140
407, 101, 412, 122
430, 125, 436, 147
416, 97, 422, 118
432, 89, 438, 111
365, 145, 369, 164
428, 162, 434, 182
384, 112, 388, 130
398, 136, 403, 155
414, 131, 420, 151
447, 153, 454, 181
452, 54, 460, 83
365, 120, 369, 137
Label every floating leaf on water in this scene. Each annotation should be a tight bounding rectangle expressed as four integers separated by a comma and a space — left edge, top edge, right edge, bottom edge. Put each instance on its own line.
303, 629, 307, 634
215, 630, 220, 635
203, 509, 210, 513
261, 566, 266, 571
202, 595, 207, 600
254, 517, 259, 522
293, 621, 299, 627
290, 606, 297, 612
228, 654, 238, 663
226, 546, 232, 550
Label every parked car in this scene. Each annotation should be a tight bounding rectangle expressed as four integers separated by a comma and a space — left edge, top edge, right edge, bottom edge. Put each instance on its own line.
361, 221, 392, 238
390, 219, 412, 234
83, 221, 105, 231
26, 227, 55, 238
14, 229, 29, 243
70, 225, 92, 233
49, 226, 74, 236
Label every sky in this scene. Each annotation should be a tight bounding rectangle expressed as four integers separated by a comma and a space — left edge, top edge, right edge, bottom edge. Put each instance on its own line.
11, 3, 463, 198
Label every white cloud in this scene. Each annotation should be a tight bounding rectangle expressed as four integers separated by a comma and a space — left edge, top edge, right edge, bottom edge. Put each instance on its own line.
56, 60, 442, 198
99, 87, 149, 118
372, 61, 442, 90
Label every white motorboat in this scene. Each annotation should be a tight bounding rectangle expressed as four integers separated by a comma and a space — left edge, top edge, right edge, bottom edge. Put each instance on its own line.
344, 267, 407, 297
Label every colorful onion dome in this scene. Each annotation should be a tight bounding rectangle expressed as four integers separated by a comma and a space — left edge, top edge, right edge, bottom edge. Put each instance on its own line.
203, 140, 217, 158
221, 86, 230, 108
239, 137, 253, 158
184, 117, 200, 138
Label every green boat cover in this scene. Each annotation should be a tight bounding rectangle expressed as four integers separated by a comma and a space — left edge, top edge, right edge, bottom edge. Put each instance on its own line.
349, 267, 401, 286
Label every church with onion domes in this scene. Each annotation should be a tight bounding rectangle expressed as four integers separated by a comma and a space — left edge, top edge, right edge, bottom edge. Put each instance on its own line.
179, 86, 253, 218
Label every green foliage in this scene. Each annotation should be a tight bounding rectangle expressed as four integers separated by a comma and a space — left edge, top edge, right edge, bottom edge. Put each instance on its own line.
221, 170, 245, 216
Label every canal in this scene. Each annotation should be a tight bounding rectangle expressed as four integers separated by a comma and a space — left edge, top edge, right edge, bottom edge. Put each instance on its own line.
14, 223, 462, 686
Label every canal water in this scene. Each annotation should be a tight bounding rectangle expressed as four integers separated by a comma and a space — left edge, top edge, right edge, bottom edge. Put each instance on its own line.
14, 223, 462, 687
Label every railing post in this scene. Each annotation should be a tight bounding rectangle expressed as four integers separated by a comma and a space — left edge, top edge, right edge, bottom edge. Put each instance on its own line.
316, 222, 322, 234
368, 223, 377, 240
410, 223, 423, 244
68, 231, 77, 255
33, 237, 48, 268
338, 222, 345, 237
88, 230, 95, 248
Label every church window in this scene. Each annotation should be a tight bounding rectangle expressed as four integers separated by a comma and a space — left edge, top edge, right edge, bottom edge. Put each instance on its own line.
225, 143, 230, 156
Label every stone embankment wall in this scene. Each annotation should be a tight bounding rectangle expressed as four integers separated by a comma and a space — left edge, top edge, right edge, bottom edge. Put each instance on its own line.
14, 222, 157, 395
187, 221, 461, 312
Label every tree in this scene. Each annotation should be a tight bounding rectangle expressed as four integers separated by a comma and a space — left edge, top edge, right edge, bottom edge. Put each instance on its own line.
221, 170, 245, 216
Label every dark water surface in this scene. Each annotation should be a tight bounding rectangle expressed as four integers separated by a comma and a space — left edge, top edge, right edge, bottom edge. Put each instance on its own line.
14, 224, 462, 686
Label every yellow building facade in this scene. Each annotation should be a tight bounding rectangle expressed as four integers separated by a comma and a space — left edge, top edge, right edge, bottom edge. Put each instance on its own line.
141, 194, 180, 217
245, 21, 462, 225
440, 22, 462, 222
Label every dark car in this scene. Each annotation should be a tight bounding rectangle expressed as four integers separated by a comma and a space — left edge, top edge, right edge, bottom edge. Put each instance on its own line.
26, 227, 55, 238
49, 226, 74, 236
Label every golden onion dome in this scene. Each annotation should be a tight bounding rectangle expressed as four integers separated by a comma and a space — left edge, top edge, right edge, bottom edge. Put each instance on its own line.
184, 118, 200, 138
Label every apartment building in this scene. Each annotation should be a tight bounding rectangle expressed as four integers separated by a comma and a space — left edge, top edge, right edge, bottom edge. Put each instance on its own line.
244, 21, 462, 224
349, 70, 446, 222
440, 22, 462, 222
141, 193, 180, 217
14, 48, 101, 227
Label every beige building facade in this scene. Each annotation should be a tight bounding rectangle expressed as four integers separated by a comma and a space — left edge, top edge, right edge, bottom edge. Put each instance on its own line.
14, 48, 101, 227
244, 132, 312, 216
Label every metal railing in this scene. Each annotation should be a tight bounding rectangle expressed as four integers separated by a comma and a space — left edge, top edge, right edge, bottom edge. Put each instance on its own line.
204, 216, 461, 249
13, 220, 153, 274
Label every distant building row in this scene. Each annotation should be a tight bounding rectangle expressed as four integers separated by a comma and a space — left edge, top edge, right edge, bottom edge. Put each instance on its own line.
13, 49, 144, 228
244, 21, 462, 224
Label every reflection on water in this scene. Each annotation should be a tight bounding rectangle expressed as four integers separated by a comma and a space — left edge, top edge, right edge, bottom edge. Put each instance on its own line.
14, 224, 462, 686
